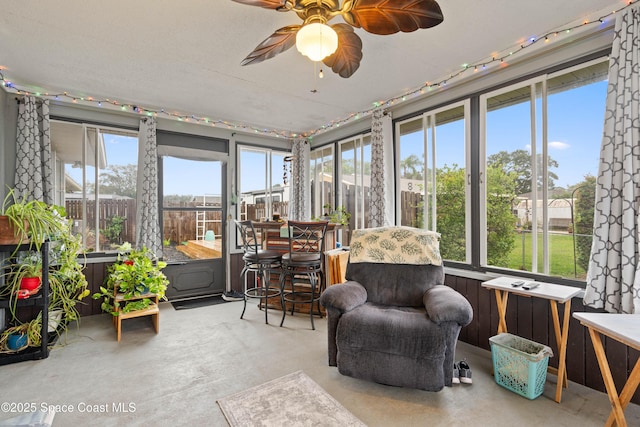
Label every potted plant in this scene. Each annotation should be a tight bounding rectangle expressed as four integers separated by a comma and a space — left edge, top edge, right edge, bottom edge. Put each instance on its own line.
321, 204, 351, 226
47, 226, 89, 333
17, 252, 42, 291
0, 313, 42, 353
0, 251, 43, 298
0, 188, 68, 251
93, 243, 169, 316
0, 252, 43, 319
0, 192, 89, 337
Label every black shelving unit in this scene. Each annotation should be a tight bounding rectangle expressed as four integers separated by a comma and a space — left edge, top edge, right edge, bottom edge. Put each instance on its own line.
0, 241, 49, 365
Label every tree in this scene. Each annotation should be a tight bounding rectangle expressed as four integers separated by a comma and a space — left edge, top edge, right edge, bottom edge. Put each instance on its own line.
487, 149, 559, 195
98, 164, 137, 198
429, 163, 516, 265
573, 175, 596, 274
340, 159, 371, 176
436, 165, 466, 261
400, 154, 423, 180
485, 165, 518, 267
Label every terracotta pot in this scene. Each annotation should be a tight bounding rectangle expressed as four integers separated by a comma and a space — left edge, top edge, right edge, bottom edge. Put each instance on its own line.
20, 276, 41, 292
0, 216, 29, 245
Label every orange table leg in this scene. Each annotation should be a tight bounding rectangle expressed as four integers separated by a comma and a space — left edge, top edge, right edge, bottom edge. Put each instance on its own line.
588, 327, 628, 427
549, 300, 571, 403
605, 356, 640, 427
493, 290, 509, 334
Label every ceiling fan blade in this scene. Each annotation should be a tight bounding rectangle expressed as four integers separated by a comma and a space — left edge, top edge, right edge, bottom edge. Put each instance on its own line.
346, 0, 443, 35
241, 25, 300, 66
323, 24, 363, 78
231, 0, 288, 10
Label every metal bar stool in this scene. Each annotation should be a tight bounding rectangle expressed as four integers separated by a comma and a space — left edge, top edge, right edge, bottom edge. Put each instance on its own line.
279, 220, 328, 330
234, 220, 282, 324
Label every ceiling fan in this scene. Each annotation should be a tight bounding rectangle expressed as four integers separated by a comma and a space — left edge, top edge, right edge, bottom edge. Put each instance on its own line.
232, 0, 444, 78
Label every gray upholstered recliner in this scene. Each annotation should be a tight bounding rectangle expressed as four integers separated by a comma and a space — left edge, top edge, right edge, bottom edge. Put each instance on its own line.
320, 226, 473, 391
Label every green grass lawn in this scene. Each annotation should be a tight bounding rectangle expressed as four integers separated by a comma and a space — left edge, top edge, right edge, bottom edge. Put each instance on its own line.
506, 231, 588, 279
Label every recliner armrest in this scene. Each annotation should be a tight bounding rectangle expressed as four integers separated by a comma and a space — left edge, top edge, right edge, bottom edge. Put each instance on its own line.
423, 285, 473, 326
320, 281, 367, 313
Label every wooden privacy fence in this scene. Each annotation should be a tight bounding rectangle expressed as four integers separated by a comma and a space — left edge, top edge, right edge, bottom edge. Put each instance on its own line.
163, 210, 223, 244
65, 198, 136, 244
66, 198, 227, 246
401, 191, 423, 227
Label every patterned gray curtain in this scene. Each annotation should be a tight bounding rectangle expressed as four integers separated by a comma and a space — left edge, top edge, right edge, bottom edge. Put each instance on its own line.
289, 138, 309, 221
369, 109, 386, 227
135, 117, 161, 255
584, 5, 640, 314
14, 96, 53, 203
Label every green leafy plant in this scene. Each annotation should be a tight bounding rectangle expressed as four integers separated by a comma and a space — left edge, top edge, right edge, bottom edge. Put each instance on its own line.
0, 312, 42, 353
0, 196, 89, 335
47, 228, 90, 330
101, 215, 125, 244
0, 251, 42, 297
321, 204, 351, 226
1, 187, 68, 252
120, 298, 152, 313
92, 243, 169, 315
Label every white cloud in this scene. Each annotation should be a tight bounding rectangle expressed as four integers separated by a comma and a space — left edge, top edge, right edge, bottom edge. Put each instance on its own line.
549, 141, 570, 150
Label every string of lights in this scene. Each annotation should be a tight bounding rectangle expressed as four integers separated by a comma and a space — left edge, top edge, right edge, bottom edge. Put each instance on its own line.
0, 1, 635, 140
308, 0, 636, 138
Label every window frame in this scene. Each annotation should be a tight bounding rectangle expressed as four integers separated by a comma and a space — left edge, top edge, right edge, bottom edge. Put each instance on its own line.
479, 57, 608, 278
310, 145, 335, 220
394, 99, 471, 263
236, 144, 289, 223
51, 120, 139, 253
337, 133, 371, 230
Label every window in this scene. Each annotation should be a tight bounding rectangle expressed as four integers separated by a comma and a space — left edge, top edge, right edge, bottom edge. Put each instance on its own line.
396, 101, 469, 262
310, 145, 334, 219
51, 121, 138, 252
481, 59, 608, 279
161, 156, 223, 262
338, 134, 371, 230
238, 146, 288, 223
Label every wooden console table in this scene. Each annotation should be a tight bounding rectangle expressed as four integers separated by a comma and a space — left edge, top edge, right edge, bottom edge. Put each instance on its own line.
573, 313, 640, 427
482, 277, 582, 403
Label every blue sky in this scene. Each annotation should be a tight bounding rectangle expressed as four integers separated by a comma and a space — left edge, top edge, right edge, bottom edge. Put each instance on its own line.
66, 136, 222, 197
401, 78, 607, 189
488, 79, 606, 188
162, 157, 222, 196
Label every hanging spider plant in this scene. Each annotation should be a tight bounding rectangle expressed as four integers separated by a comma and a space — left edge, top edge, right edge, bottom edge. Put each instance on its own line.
1, 188, 68, 251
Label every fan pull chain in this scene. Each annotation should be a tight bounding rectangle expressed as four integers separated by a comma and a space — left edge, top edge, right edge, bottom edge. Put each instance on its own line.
311, 61, 319, 93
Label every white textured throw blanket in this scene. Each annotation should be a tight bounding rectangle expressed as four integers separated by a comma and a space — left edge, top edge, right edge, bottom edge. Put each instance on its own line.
349, 226, 442, 265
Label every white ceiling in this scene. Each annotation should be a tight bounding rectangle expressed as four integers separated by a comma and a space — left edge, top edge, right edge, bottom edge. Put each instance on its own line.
0, 0, 624, 137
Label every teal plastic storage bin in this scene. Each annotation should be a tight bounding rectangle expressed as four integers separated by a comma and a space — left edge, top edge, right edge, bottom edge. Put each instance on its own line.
489, 333, 554, 400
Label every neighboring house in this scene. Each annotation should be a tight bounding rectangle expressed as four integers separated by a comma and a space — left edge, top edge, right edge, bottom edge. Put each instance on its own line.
513, 196, 573, 231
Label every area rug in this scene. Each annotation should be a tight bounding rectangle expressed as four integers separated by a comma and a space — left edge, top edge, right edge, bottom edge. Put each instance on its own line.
216, 370, 367, 426
171, 296, 227, 310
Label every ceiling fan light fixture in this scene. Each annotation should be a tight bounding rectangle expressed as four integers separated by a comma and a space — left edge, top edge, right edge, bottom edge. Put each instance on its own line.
295, 22, 338, 62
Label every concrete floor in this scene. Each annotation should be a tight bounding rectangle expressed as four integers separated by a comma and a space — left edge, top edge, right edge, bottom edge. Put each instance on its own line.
1, 300, 639, 427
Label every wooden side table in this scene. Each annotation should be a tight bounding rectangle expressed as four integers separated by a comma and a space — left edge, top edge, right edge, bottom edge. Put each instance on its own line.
573, 313, 640, 427
113, 287, 160, 342
482, 277, 582, 403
